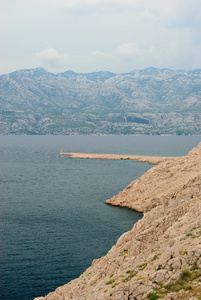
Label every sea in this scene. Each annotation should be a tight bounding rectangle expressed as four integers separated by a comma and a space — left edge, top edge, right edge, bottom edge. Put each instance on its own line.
0, 135, 201, 300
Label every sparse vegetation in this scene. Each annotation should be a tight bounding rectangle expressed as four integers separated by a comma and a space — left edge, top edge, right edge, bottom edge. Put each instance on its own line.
112, 282, 119, 288
190, 261, 199, 270
180, 250, 188, 256
139, 261, 148, 271
122, 270, 138, 282
181, 224, 201, 240
137, 276, 149, 281
163, 269, 201, 293
151, 254, 161, 261
148, 292, 161, 300
120, 249, 129, 256
105, 278, 116, 285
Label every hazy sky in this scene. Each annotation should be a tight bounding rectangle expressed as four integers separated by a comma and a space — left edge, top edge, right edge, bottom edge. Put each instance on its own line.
1, 0, 201, 74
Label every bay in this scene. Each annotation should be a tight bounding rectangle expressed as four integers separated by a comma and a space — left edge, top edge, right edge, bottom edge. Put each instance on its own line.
0, 135, 201, 300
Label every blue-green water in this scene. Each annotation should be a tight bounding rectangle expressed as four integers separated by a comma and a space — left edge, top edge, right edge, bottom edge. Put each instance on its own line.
0, 135, 200, 300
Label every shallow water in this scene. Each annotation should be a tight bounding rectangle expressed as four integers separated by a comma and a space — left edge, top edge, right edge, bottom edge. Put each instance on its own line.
0, 135, 200, 300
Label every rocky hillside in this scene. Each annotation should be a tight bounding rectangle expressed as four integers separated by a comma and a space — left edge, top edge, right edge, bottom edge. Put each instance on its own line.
1, 67, 201, 135
35, 142, 201, 300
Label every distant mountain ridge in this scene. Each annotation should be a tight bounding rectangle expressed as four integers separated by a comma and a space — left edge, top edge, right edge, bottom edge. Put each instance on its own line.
0, 67, 201, 135
6, 66, 201, 78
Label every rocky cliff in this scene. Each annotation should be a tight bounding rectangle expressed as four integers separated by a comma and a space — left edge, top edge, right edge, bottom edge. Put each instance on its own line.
35, 142, 201, 300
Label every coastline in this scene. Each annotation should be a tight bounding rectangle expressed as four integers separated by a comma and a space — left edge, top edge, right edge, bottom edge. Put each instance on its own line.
36, 143, 201, 300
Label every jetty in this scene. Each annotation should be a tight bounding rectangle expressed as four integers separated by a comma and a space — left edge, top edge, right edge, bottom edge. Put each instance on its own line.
59, 150, 177, 165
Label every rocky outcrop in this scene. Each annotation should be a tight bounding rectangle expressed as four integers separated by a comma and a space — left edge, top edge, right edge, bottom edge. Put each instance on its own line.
35, 142, 201, 300
106, 142, 201, 212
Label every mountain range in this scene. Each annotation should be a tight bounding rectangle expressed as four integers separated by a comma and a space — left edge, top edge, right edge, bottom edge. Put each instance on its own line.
1, 67, 201, 135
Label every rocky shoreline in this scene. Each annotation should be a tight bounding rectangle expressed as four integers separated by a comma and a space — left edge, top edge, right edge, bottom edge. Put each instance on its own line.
36, 143, 201, 300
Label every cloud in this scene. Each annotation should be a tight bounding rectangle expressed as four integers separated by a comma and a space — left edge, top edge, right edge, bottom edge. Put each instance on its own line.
37, 48, 60, 59
52, 0, 163, 15
56, 0, 142, 8
92, 50, 112, 58
36, 48, 68, 70
91, 36, 201, 72
54, 0, 201, 14
1, 0, 201, 74
91, 43, 152, 71
115, 43, 140, 56
92, 43, 142, 59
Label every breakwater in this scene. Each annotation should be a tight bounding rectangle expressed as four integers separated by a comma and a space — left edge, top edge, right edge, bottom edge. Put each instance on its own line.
59, 150, 177, 165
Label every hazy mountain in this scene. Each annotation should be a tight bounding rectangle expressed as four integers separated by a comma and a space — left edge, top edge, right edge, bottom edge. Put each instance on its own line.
0, 67, 201, 135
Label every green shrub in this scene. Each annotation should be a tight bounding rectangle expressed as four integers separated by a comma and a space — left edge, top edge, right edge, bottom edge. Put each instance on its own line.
180, 250, 188, 256
183, 283, 192, 291
190, 261, 199, 270
180, 269, 191, 281
148, 293, 160, 300
122, 270, 138, 282
165, 282, 181, 292
151, 254, 160, 261
164, 269, 201, 293
105, 278, 116, 285
139, 261, 148, 270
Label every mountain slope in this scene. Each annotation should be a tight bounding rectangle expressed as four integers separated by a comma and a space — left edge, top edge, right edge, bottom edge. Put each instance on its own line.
1, 68, 201, 135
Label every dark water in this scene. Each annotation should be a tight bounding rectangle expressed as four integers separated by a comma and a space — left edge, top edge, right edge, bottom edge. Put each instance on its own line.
0, 135, 200, 300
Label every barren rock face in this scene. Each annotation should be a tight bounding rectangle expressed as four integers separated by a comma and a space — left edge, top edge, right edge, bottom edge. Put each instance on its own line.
35, 143, 201, 300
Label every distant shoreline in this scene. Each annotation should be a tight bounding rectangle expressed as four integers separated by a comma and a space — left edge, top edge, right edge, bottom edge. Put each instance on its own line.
1, 134, 201, 136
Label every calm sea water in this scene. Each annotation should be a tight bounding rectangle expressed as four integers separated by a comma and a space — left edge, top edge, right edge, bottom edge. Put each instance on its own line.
0, 135, 201, 300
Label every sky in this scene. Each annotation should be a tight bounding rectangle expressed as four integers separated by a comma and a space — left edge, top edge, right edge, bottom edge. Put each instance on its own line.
1, 0, 201, 75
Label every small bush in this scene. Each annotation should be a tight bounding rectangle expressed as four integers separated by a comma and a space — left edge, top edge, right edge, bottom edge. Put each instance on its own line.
186, 232, 193, 236
183, 283, 192, 291
190, 261, 199, 270
148, 293, 160, 300
164, 269, 201, 293
165, 282, 181, 292
180, 269, 191, 281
